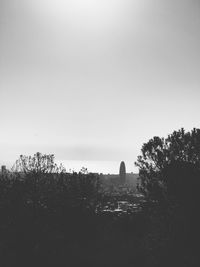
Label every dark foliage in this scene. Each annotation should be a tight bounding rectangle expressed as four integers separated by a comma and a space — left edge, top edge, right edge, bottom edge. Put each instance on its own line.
135, 129, 200, 266
0, 168, 150, 267
1, 145, 200, 266
0, 153, 103, 266
135, 128, 200, 201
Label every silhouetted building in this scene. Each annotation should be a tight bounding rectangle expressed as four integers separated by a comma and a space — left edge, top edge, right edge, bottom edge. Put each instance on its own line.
119, 161, 126, 184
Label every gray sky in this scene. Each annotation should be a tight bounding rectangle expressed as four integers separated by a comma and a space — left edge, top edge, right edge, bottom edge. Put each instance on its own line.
0, 0, 200, 172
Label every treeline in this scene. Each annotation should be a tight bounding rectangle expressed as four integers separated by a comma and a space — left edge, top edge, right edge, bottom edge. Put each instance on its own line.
1, 153, 101, 217
135, 128, 200, 266
0, 154, 148, 267
0, 153, 103, 266
0, 128, 200, 266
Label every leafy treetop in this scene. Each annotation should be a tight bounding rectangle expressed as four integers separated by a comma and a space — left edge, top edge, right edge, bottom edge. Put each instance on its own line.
135, 128, 200, 200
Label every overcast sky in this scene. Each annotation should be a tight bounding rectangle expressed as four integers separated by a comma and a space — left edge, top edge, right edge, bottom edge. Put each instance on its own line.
0, 0, 200, 172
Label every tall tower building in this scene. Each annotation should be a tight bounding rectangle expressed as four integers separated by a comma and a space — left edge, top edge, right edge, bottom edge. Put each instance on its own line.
119, 161, 126, 184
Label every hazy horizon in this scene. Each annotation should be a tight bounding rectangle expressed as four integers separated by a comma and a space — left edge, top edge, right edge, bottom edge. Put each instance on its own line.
1, 0, 200, 173
1, 157, 137, 174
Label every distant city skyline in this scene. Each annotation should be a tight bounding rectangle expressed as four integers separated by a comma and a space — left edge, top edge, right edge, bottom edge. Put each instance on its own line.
0, 159, 135, 175
1, 0, 200, 172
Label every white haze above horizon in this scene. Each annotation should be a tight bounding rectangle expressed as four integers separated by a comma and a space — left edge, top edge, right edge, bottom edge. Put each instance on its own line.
0, 0, 200, 173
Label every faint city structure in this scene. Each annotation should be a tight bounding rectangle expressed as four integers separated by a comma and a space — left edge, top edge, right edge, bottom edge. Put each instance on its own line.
119, 161, 126, 184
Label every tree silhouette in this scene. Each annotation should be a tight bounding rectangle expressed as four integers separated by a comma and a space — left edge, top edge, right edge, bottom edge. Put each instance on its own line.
12, 152, 65, 174
11, 152, 66, 218
163, 160, 200, 206
135, 128, 200, 201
